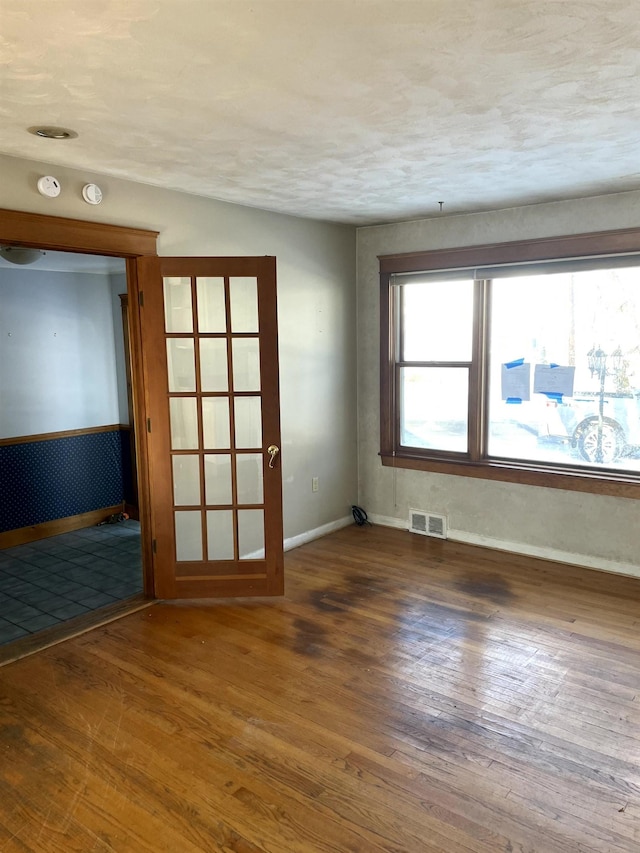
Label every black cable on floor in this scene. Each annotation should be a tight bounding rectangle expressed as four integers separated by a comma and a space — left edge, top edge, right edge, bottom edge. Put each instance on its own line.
351, 505, 372, 526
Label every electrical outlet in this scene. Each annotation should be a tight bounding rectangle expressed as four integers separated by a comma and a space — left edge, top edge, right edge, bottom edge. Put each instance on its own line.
312, 477, 319, 492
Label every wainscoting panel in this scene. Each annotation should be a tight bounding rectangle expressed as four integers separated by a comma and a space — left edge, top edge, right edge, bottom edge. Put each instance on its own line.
0, 427, 126, 534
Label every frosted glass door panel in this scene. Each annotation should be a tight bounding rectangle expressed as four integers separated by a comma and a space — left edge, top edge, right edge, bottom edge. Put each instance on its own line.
206, 511, 234, 560
175, 511, 203, 561
230, 277, 259, 333
204, 454, 232, 505
202, 398, 231, 449
234, 397, 262, 448
163, 277, 193, 333
236, 454, 263, 504
169, 397, 199, 449
166, 339, 196, 392
172, 455, 201, 506
200, 339, 228, 392
196, 277, 226, 332
232, 338, 261, 392
238, 509, 265, 559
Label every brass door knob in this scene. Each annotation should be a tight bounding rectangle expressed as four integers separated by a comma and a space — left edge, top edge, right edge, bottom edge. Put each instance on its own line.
267, 445, 279, 468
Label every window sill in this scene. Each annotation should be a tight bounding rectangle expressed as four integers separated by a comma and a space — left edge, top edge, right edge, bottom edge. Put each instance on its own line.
380, 451, 640, 499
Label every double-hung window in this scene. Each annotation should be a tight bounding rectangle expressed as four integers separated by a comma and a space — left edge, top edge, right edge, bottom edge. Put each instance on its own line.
380, 229, 640, 497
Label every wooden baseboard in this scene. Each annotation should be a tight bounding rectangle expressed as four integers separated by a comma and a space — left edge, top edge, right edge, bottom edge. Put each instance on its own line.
0, 505, 124, 549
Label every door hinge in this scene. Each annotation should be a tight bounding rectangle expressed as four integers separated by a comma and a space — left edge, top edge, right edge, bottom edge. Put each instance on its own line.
138, 291, 144, 307
147, 418, 151, 433
152, 539, 157, 554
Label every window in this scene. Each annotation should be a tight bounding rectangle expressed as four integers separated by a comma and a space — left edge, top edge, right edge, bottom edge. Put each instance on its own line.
380, 229, 640, 498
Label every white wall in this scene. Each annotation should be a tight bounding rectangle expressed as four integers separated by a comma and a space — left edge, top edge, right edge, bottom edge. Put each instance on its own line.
357, 191, 640, 576
0, 267, 122, 438
0, 153, 358, 542
109, 271, 130, 425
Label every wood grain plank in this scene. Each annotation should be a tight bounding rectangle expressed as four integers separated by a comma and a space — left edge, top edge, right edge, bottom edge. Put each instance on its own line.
1, 526, 639, 851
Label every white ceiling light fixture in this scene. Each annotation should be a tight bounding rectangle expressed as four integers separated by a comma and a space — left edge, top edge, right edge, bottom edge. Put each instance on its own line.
0, 246, 45, 265
27, 126, 78, 140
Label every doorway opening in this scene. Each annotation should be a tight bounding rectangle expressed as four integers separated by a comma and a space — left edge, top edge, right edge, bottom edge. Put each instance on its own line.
0, 247, 145, 653
0, 208, 285, 640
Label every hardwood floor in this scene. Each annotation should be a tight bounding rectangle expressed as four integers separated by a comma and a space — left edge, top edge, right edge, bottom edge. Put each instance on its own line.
1, 524, 639, 852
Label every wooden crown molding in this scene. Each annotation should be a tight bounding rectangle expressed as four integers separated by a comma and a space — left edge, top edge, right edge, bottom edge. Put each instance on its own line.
0, 208, 158, 257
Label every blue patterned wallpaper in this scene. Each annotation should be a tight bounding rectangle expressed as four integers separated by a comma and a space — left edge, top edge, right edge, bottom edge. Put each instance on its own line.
0, 429, 126, 533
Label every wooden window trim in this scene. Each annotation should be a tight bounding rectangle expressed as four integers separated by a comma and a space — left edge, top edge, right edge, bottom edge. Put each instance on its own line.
379, 226, 640, 275
380, 227, 640, 499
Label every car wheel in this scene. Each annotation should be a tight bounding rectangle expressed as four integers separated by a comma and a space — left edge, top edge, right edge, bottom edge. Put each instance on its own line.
577, 421, 624, 463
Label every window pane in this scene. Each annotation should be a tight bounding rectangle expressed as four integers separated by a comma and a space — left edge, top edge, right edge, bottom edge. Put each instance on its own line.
200, 338, 228, 392
163, 277, 193, 333
487, 269, 640, 473
196, 277, 226, 333
236, 453, 264, 504
166, 339, 196, 392
230, 277, 259, 333
401, 279, 473, 361
238, 509, 265, 559
202, 398, 231, 449
169, 397, 199, 449
234, 397, 262, 448
175, 511, 202, 561
172, 455, 200, 506
232, 338, 261, 392
206, 510, 234, 560
400, 367, 468, 452
204, 454, 232, 505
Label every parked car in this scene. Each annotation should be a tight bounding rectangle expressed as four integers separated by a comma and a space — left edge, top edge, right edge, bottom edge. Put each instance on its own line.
539, 391, 640, 463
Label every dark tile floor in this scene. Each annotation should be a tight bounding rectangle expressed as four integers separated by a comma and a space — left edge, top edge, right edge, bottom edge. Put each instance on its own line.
0, 520, 142, 646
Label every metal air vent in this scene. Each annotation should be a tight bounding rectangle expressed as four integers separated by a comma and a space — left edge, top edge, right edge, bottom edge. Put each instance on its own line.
409, 509, 447, 539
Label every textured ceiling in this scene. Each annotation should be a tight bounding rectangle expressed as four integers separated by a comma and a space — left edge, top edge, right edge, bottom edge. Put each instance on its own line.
1, 0, 640, 225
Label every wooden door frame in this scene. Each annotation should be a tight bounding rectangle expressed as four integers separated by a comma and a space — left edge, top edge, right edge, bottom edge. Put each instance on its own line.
0, 208, 159, 597
118, 293, 140, 518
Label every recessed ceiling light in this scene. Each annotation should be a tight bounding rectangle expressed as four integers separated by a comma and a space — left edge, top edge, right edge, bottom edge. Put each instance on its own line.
27, 126, 78, 140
